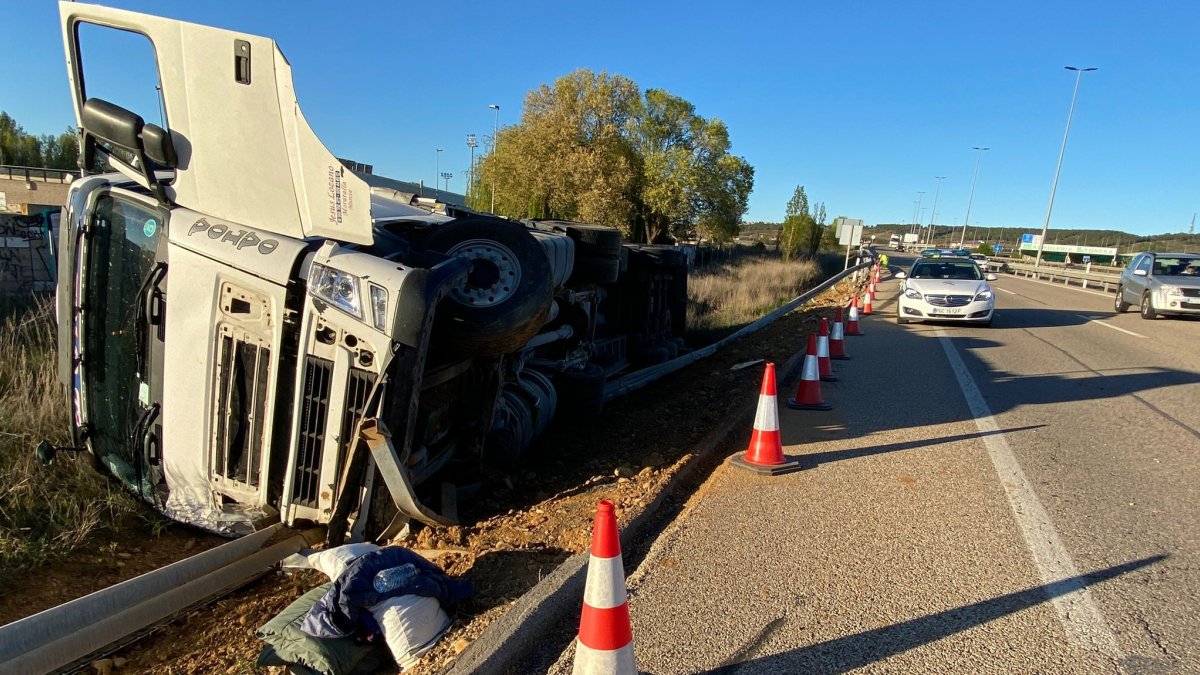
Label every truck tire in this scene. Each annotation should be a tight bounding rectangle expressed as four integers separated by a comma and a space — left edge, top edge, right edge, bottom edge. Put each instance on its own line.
424, 217, 553, 355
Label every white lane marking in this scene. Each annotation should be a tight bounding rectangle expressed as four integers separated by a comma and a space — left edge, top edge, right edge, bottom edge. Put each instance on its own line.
936, 330, 1123, 660
994, 287, 1018, 295
1073, 314, 1147, 339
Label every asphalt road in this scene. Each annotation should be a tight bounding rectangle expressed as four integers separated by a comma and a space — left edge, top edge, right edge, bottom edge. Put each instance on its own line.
561, 257, 1200, 674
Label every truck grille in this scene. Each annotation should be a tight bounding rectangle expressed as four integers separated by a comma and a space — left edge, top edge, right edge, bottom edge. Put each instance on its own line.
1181, 288, 1200, 298
291, 358, 377, 510
339, 368, 376, 461
213, 335, 270, 487
925, 294, 973, 307
292, 356, 332, 508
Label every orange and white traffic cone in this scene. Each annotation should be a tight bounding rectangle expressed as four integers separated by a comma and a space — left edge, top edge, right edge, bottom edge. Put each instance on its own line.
732, 363, 800, 475
829, 308, 849, 359
861, 288, 873, 316
869, 280, 877, 303
574, 500, 636, 675
817, 318, 837, 382
787, 334, 833, 411
846, 298, 864, 336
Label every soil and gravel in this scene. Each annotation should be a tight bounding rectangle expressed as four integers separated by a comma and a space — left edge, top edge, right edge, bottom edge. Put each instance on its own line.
2, 278, 861, 674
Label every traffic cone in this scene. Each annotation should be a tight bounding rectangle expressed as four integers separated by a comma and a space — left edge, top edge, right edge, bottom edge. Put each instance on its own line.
732, 363, 800, 475
861, 289, 873, 316
817, 318, 837, 382
574, 500, 636, 675
869, 280, 877, 302
787, 334, 833, 411
829, 308, 849, 360
846, 298, 864, 336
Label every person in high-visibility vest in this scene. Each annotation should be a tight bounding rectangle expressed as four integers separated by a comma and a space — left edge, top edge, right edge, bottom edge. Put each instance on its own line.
879, 253, 889, 268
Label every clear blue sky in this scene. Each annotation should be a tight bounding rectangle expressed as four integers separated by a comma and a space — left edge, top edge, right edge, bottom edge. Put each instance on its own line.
6, 0, 1198, 237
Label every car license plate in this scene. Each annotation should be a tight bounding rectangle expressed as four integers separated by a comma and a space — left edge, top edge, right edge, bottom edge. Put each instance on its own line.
930, 308, 964, 315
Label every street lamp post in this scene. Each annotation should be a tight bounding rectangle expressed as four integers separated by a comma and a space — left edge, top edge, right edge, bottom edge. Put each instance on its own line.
466, 134, 478, 203
1035, 66, 1097, 267
914, 191, 926, 243
441, 172, 452, 193
959, 147, 989, 247
435, 147, 443, 200
927, 177, 946, 246
488, 104, 500, 213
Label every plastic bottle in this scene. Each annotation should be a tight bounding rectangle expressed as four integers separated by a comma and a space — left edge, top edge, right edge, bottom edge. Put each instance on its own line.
373, 563, 419, 593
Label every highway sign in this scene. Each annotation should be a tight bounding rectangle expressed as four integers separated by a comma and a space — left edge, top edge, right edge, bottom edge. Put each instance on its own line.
993, 243, 1002, 255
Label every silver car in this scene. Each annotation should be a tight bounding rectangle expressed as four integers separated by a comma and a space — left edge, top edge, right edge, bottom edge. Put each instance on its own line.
1115, 252, 1200, 319
895, 257, 998, 327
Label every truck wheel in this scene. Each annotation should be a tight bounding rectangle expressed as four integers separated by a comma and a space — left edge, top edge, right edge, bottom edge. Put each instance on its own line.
424, 217, 553, 354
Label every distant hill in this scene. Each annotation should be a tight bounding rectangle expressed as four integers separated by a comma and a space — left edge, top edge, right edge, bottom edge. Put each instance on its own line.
868, 223, 1200, 253
739, 221, 1199, 254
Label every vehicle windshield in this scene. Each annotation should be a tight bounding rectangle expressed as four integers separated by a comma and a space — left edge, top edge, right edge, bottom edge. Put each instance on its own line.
909, 260, 983, 280
82, 194, 163, 493
1153, 256, 1200, 276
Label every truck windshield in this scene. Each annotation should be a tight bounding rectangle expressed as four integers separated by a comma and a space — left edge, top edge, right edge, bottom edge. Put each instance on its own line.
82, 193, 163, 492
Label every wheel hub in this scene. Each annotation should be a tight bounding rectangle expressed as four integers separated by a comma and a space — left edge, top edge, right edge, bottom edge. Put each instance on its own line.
445, 239, 522, 307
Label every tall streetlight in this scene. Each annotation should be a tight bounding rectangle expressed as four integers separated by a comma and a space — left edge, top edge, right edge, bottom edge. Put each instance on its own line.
435, 147, 443, 200
466, 134, 478, 203
440, 171, 453, 193
488, 104, 500, 213
926, 177, 946, 246
959, 147, 989, 247
914, 191, 926, 241
1035, 66, 1097, 266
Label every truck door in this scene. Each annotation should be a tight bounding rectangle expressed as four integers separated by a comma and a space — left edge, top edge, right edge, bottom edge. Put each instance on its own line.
80, 189, 168, 503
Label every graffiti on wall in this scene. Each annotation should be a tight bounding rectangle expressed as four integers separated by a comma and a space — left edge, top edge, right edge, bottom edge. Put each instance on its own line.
0, 212, 57, 294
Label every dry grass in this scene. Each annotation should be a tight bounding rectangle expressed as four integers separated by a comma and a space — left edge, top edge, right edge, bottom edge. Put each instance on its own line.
687, 253, 822, 339
0, 296, 145, 585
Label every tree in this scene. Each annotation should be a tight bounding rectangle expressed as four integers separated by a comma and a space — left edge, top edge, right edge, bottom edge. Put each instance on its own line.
0, 112, 80, 170
780, 185, 811, 261
631, 91, 752, 243
470, 72, 754, 242
471, 70, 640, 230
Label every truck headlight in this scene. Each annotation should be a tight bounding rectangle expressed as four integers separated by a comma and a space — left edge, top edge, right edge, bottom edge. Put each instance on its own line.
309, 262, 362, 318
904, 288, 923, 299
1161, 286, 1183, 297
975, 290, 993, 301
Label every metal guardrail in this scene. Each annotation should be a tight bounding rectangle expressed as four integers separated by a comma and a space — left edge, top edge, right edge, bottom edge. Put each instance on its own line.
0, 165, 75, 184
0, 524, 323, 674
604, 256, 874, 402
1001, 261, 1120, 292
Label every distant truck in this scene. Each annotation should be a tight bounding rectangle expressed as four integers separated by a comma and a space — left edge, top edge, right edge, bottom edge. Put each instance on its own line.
888, 234, 902, 250
50, 3, 690, 544
901, 233, 920, 251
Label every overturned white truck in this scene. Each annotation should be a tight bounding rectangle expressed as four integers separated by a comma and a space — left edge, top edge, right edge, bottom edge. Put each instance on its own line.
50, 3, 688, 543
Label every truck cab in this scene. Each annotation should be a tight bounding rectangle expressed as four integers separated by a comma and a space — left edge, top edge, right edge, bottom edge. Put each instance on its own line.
54, 2, 687, 543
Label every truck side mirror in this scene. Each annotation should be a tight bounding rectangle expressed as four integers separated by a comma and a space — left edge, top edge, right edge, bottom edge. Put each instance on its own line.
894, 271, 907, 279
1133, 269, 1148, 277
986, 273, 997, 281
81, 98, 144, 150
